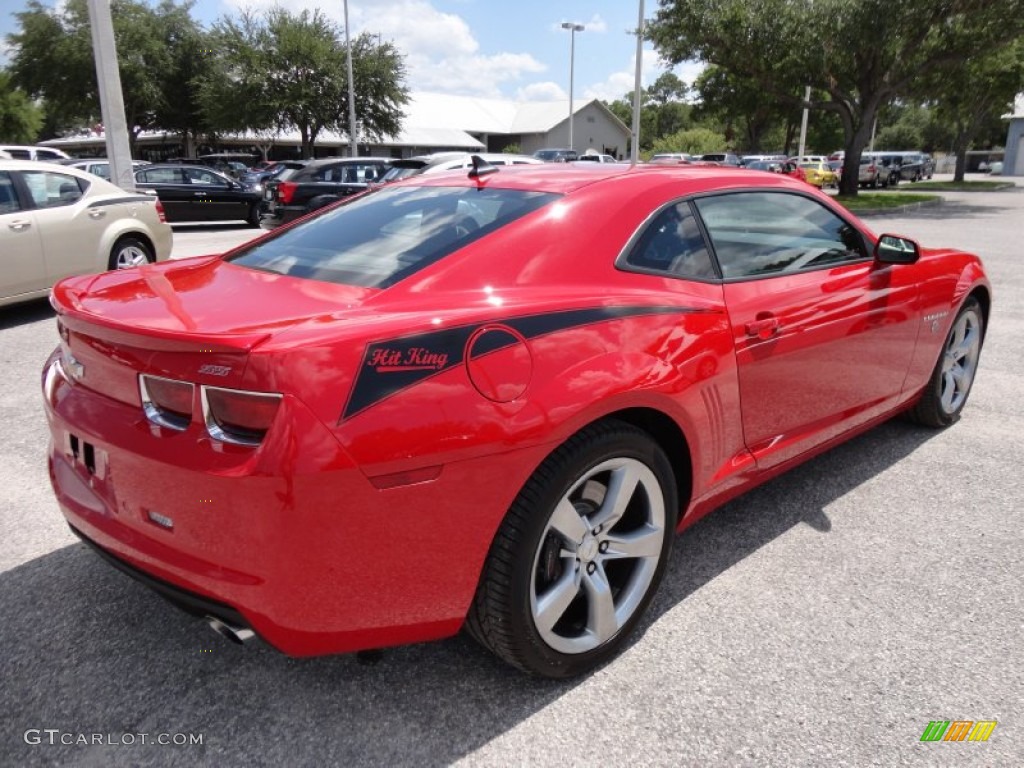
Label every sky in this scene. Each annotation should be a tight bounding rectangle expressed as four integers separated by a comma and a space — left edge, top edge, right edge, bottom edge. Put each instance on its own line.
1, 0, 704, 103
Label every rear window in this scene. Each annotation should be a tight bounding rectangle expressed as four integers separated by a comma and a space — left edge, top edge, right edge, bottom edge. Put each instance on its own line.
227, 185, 559, 288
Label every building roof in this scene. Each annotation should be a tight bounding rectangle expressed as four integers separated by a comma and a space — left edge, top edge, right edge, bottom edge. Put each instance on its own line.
39, 92, 629, 151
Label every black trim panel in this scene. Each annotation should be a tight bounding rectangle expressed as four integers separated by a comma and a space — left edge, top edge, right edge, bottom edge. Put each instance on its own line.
86, 195, 157, 209
341, 305, 693, 421
69, 524, 250, 628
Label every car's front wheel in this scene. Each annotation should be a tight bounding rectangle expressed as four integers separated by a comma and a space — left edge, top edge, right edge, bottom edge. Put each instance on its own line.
467, 420, 678, 678
108, 236, 154, 270
907, 297, 984, 428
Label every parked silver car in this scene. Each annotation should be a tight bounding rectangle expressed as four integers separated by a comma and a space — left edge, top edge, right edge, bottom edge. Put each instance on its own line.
0, 160, 172, 307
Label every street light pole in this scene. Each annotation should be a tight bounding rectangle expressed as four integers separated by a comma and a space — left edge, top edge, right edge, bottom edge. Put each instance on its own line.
631, 0, 644, 164
561, 22, 585, 152
344, 0, 358, 157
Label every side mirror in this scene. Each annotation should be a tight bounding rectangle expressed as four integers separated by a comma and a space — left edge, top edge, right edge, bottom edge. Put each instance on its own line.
875, 233, 920, 264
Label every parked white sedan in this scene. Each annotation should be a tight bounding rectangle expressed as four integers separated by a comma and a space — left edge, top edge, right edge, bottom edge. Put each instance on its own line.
0, 160, 172, 308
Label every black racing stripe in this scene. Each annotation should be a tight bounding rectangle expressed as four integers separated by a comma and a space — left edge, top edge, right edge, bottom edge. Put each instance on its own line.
468, 327, 521, 358
340, 305, 696, 421
87, 196, 156, 209
503, 306, 683, 341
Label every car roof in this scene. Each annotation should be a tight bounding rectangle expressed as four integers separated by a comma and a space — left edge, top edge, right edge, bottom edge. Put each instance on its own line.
399, 161, 812, 197
2, 159, 103, 175
140, 163, 230, 172
0, 159, 151, 196
300, 157, 393, 168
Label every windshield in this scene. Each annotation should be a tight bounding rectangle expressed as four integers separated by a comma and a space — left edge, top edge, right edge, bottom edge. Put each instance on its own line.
227, 185, 560, 288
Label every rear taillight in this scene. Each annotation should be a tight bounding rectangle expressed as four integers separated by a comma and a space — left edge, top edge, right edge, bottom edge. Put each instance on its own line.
154, 198, 167, 223
140, 374, 194, 430
201, 386, 282, 446
278, 181, 297, 205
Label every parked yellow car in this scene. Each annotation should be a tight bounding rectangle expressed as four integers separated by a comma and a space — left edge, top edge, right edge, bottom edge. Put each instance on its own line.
798, 161, 839, 188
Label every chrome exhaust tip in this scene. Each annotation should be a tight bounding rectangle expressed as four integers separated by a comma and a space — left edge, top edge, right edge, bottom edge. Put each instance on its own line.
206, 615, 256, 645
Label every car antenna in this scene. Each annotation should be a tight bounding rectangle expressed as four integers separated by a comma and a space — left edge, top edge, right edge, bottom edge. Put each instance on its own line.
468, 155, 498, 179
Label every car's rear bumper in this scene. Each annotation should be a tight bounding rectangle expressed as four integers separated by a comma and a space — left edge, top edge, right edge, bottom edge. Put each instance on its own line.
42, 352, 531, 656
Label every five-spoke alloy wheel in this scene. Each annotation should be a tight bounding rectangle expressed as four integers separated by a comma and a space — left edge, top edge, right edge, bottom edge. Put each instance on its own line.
908, 297, 985, 427
467, 420, 678, 678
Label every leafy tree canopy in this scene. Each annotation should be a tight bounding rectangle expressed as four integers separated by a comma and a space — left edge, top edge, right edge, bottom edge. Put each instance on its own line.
0, 69, 44, 143
6, 0, 206, 150
648, 0, 1024, 193
198, 8, 408, 158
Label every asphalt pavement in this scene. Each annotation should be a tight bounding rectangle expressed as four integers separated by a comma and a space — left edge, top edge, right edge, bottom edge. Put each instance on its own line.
0, 180, 1021, 767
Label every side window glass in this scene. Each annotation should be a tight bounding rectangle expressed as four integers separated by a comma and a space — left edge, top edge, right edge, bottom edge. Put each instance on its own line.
142, 168, 182, 183
186, 168, 222, 185
693, 192, 867, 278
624, 201, 717, 279
0, 172, 22, 213
21, 171, 85, 208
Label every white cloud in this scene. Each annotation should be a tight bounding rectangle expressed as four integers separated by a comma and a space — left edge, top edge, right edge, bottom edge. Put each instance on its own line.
516, 81, 568, 102
357, 0, 478, 57
410, 52, 546, 98
584, 14, 608, 34
550, 14, 607, 34
582, 47, 706, 103
222, 0, 546, 98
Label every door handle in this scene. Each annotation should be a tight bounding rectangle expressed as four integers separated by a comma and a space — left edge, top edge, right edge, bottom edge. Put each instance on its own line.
88, 209, 106, 219
8, 220, 31, 232
745, 317, 781, 339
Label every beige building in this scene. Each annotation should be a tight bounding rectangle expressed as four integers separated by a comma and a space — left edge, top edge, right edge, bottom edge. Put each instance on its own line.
41, 92, 632, 161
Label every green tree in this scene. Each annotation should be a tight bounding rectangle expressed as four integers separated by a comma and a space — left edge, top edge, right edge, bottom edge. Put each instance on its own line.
198, 9, 407, 158
647, 71, 687, 106
152, 0, 213, 157
6, 0, 202, 152
648, 0, 1024, 194
0, 69, 44, 143
694, 66, 793, 153
926, 41, 1024, 180
650, 127, 726, 156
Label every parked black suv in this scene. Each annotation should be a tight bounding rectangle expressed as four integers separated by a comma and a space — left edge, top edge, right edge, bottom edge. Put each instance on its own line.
259, 157, 392, 229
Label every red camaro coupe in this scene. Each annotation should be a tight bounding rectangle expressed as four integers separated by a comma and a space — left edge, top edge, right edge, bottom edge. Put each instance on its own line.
43, 160, 989, 678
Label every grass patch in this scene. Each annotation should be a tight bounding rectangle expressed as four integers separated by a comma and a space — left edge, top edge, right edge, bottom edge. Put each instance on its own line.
898, 180, 1011, 191
835, 193, 940, 211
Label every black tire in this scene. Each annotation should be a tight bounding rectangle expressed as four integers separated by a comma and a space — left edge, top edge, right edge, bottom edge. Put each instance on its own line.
108, 236, 154, 271
246, 203, 261, 228
466, 419, 678, 678
907, 297, 984, 428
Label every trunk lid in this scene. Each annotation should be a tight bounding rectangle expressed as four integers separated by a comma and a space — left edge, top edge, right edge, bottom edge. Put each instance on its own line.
52, 256, 376, 405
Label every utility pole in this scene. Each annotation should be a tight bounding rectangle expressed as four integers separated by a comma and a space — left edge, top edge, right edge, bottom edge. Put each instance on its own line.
561, 22, 585, 152
86, 0, 134, 191
797, 85, 811, 160
631, 1, 644, 164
